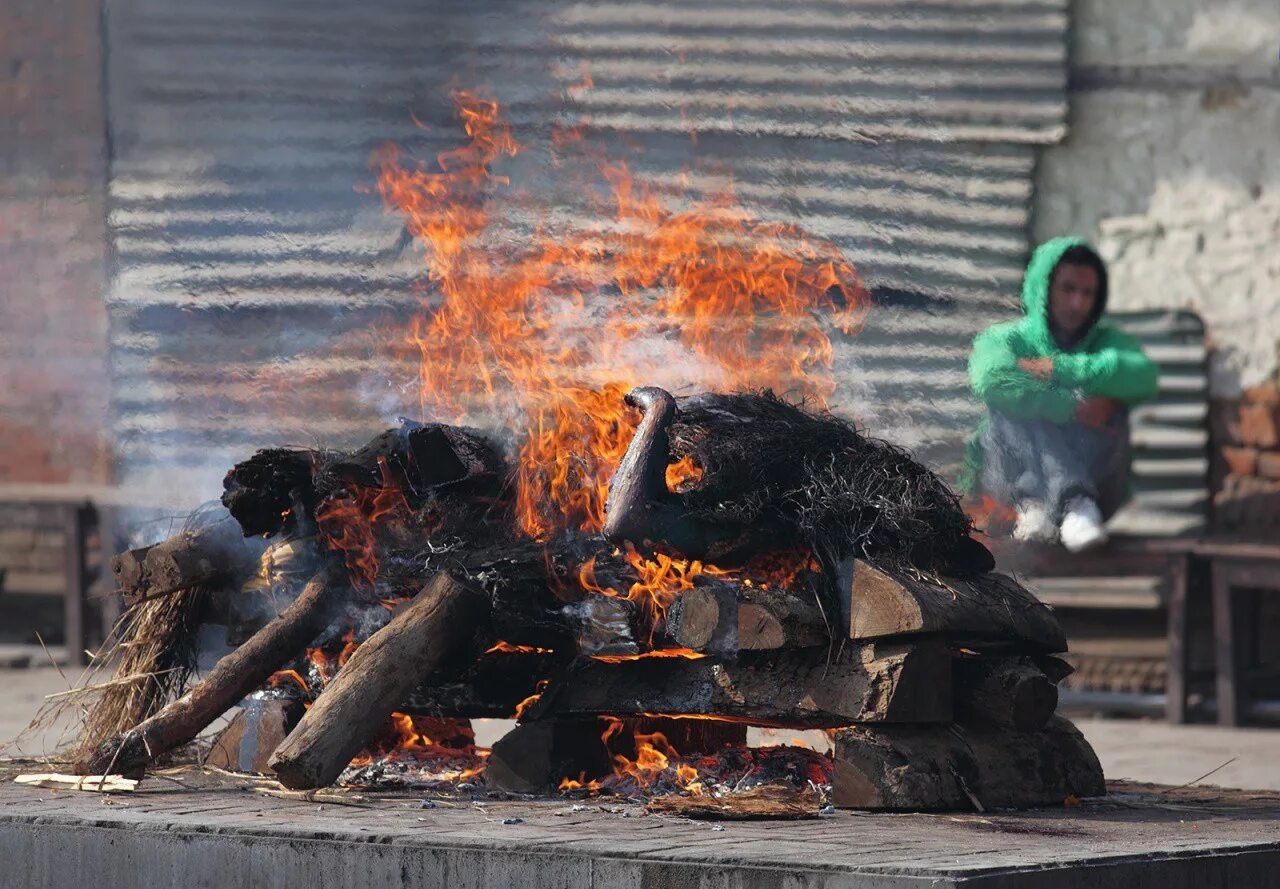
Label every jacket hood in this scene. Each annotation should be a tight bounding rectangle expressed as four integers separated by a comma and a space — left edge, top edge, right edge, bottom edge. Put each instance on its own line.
1020, 236, 1107, 351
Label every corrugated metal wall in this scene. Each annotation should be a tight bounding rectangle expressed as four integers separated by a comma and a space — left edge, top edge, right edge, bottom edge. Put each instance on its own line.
105, 0, 1068, 493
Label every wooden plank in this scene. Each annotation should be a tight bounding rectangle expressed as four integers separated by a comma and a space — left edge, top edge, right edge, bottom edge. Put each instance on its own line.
831, 716, 1105, 811
1022, 575, 1165, 610
531, 641, 952, 727
841, 560, 1066, 653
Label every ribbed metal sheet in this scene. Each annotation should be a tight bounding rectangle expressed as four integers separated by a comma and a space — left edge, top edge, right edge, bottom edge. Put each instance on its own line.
105, 0, 1067, 488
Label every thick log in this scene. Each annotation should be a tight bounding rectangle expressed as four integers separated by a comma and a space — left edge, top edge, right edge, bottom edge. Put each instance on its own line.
269, 572, 485, 789
112, 516, 257, 606
399, 649, 566, 718
840, 559, 1066, 653
954, 657, 1059, 732
529, 641, 951, 727
82, 563, 348, 776
666, 583, 830, 653
831, 716, 1105, 811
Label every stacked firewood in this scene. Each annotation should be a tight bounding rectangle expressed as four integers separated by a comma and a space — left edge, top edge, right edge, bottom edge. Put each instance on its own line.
87, 387, 1103, 811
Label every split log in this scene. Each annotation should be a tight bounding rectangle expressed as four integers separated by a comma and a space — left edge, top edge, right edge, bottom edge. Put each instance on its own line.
81, 562, 349, 777
205, 698, 302, 775
831, 716, 1105, 811
953, 657, 1058, 732
269, 572, 485, 789
665, 583, 830, 654
111, 516, 257, 606
840, 559, 1066, 653
529, 641, 951, 727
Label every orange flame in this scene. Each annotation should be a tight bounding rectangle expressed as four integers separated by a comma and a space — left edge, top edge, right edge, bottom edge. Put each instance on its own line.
577, 546, 730, 644
373, 91, 870, 542
664, 455, 703, 493
315, 459, 412, 592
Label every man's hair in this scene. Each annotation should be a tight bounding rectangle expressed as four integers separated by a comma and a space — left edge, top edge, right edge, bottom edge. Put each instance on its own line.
1052, 244, 1109, 313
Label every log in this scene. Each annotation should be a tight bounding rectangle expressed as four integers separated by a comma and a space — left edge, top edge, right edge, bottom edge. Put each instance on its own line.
831, 716, 1105, 811
205, 698, 302, 775
485, 719, 614, 794
665, 583, 830, 654
529, 641, 951, 727
269, 572, 485, 789
399, 649, 567, 718
82, 562, 349, 776
953, 657, 1058, 732
112, 516, 257, 606
839, 559, 1066, 653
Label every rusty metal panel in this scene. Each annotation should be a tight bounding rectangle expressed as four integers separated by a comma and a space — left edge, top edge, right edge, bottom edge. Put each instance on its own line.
105, 0, 1062, 486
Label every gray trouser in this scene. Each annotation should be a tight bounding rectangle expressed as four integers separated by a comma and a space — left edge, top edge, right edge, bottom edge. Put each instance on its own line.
980, 409, 1130, 521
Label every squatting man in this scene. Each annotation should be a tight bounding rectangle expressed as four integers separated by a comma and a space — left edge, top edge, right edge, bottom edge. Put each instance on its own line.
961, 238, 1158, 552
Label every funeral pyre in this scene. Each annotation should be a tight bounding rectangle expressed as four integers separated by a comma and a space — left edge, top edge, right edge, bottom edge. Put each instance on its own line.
78, 94, 1103, 813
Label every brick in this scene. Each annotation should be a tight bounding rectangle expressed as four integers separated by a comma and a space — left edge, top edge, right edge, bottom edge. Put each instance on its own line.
1243, 381, 1280, 405
1258, 451, 1280, 481
1222, 446, 1260, 476
1239, 404, 1280, 448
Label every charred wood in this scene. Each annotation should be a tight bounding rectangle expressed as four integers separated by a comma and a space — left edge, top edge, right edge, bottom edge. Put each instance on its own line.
485, 718, 614, 794
269, 572, 486, 790
82, 562, 349, 777
953, 657, 1059, 733
831, 716, 1105, 811
528, 641, 951, 728
840, 559, 1066, 653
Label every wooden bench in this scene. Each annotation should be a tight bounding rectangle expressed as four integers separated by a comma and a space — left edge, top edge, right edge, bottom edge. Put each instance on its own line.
990, 310, 1209, 722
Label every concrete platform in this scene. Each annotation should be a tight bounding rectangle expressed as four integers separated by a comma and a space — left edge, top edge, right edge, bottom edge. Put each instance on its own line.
2, 771, 1279, 888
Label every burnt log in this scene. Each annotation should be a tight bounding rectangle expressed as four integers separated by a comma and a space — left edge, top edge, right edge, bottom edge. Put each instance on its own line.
528, 641, 951, 728
82, 562, 349, 776
831, 716, 1105, 811
485, 718, 614, 794
665, 582, 830, 654
840, 559, 1066, 653
111, 516, 257, 606
269, 572, 486, 789
400, 649, 567, 719
954, 657, 1058, 732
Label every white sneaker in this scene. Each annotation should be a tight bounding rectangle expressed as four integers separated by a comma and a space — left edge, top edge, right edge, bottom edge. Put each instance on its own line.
1013, 500, 1056, 543
1059, 497, 1109, 552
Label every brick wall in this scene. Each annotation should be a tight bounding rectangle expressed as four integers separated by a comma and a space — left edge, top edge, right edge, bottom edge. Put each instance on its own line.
1214, 379, 1280, 534
0, 0, 110, 592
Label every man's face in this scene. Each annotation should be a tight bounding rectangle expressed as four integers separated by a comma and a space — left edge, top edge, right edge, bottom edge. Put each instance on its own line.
1048, 262, 1099, 339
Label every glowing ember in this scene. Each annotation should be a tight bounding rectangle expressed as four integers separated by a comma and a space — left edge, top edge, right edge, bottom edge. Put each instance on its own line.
484, 641, 555, 655
664, 454, 703, 493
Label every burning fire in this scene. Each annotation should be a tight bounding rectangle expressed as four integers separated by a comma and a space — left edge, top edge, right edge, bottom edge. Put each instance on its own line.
664, 455, 703, 493
577, 545, 729, 643
373, 90, 869, 542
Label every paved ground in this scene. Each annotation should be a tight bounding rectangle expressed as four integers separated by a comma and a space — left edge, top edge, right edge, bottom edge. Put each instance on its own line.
2, 768, 1279, 889
2, 664, 1277, 792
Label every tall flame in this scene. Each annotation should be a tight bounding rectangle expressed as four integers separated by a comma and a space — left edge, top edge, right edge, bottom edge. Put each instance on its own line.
373, 91, 869, 540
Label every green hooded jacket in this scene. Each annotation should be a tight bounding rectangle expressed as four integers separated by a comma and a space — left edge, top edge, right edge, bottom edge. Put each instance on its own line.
957, 237, 1159, 494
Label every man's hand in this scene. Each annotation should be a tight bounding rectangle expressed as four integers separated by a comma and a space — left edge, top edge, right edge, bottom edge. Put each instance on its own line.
1017, 357, 1054, 380
1076, 395, 1120, 428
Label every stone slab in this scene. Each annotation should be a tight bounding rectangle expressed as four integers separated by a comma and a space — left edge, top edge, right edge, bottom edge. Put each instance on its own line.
1, 775, 1279, 888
